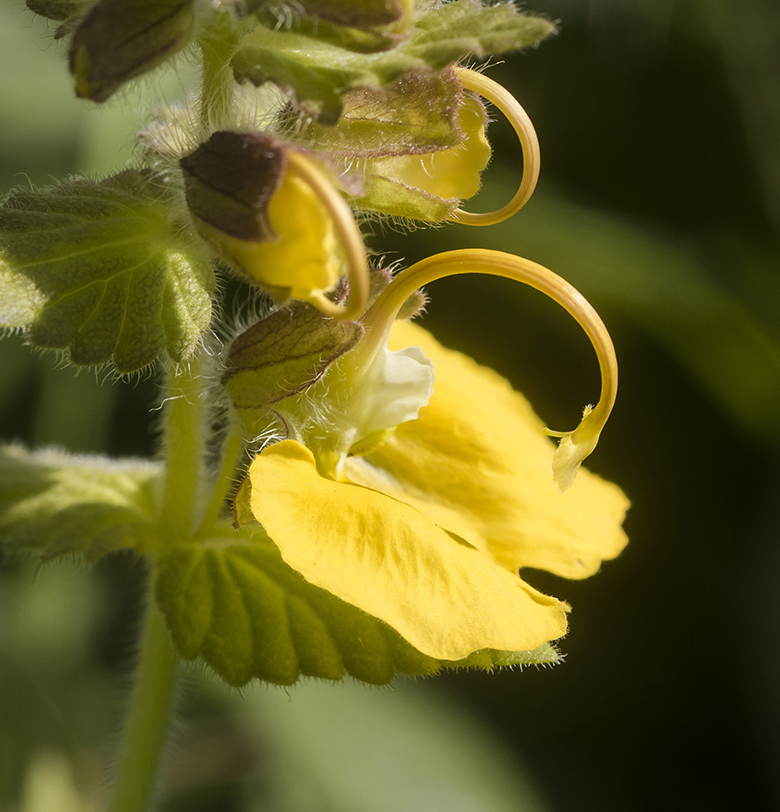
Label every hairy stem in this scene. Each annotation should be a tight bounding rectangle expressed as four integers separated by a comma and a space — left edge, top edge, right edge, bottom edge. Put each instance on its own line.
198, 10, 237, 134
158, 359, 204, 537
107, 563, 179, 812
196, 419, 245, 537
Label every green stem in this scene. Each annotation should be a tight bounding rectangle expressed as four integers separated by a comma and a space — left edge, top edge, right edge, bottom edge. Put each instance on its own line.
197, 11, 237, 134
105, 20, 239, 804
158, 359, 204, 536
196, 420, 245, 536
108, 359, 207, 810
108, 563, 179, 812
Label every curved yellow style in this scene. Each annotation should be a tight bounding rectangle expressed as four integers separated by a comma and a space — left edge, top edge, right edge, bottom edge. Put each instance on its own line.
450, 67, 541, 226
359, 249, 618, 490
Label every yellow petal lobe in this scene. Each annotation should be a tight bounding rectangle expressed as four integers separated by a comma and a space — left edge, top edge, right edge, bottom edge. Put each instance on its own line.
223, 171, 340, 300
247, 439, 568, 661
353, 322, 629, 581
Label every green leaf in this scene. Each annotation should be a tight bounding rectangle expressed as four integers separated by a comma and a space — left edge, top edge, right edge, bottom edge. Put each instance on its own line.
0, 444, 161, 561
223, 301, 364, 436
232, 0, 555, 123
156, 525, 560, 687
0, 170, 215, 373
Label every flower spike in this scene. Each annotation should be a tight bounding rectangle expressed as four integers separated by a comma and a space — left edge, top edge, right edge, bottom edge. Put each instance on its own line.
450, 68, 541, 226
285, 152, 371, 320
360, 249, 618, 490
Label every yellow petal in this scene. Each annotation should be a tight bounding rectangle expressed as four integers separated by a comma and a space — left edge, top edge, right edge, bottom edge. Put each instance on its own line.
247, 439, 567, 661
350, 321, 629, 580
226, 171, 340, 299
368, 96, 491, 201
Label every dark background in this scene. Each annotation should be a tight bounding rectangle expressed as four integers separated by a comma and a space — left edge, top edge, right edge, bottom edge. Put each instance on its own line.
2, 1, 780, 810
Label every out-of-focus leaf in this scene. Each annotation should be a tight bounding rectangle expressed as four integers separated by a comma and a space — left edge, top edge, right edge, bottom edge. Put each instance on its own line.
0, 444, 160, 561
25, 0, 87, 23
242, 678, 553, 812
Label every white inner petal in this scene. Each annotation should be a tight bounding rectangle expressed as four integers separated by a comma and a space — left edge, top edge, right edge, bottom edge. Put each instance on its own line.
348, 344, 435, 442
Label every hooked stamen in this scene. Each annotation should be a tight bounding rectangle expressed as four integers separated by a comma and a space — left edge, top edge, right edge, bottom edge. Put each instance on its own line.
285, 152, 370, 320
360, 248, 618, 491
450, 67, 541, 227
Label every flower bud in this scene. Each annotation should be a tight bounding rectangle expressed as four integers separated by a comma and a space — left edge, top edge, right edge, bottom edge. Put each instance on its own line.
68, 0, 196, 102
180, 131, 341, 303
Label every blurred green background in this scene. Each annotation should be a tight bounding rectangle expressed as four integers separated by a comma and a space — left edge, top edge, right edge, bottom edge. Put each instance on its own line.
2, 1, 780, 810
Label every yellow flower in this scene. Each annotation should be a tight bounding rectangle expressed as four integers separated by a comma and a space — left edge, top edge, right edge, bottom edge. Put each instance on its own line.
235, 249, 628, 662
181, 133, 371, 320
354, 67, 541, 225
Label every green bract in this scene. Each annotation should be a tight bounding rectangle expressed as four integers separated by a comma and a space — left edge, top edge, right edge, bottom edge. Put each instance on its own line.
250, 0, 412, 54
0, 444, 160, 561
0, 170, 214, 373
233, 0, 555, 122
293, 69, 463, 157
68, 0, 198, 101
223, 300, 364, 436
155, 525, 561, 687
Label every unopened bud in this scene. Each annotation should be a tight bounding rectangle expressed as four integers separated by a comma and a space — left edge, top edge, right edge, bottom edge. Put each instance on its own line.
181, 131, 341, 303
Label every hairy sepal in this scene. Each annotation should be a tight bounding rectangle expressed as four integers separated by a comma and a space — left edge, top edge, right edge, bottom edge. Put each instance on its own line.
295, 68, 463, 158
223, 300, 364, 437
